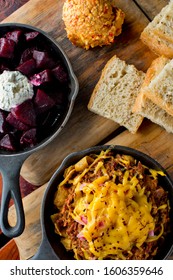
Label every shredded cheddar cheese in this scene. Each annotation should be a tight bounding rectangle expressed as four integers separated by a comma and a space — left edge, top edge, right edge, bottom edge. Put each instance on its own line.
73, 171, 154, 259
52, 150, 170, 260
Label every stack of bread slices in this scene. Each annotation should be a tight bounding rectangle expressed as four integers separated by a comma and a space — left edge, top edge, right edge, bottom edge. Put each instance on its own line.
88, 1, 173, 134
133, 56, 173, 133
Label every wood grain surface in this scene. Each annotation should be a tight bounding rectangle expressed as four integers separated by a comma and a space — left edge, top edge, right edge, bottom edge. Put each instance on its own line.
0, 0, 29, 20
1, 0, 173, 260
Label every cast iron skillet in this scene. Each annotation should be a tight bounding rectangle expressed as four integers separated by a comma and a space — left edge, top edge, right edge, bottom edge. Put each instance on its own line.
32, 145, 173, 260
0, 23, 79, 238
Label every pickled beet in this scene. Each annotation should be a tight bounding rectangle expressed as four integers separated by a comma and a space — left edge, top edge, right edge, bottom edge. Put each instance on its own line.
0, 38, 15, 58
33, 50, 55, 69
52, 65, 68, 83
20, 47, 35, 64
30, 69, 52, 86
0, 134, 16, 151
5, 30, 23, 43
6, 112, 30, 131
25, 31, 39, 41
16, 58, 36, 76
20, 128, 37, 147
11, 100, 36, 127
34, 89, 55, 113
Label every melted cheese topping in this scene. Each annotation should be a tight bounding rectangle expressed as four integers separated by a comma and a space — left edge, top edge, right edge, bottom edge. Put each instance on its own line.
72, 169, 154, 259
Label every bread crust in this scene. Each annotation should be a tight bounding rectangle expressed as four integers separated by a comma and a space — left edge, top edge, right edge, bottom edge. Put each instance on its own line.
132, 56, 173, 134
88, 55, 119, 110
140, 2, 173, 58
140, 30, 173, 58
133, 56, 169, 112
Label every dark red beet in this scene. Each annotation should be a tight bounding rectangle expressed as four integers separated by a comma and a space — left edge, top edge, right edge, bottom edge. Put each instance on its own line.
0, 38, 15, 58
6, 112, 30, 131
11, 100, 36, 127
0, 111, 8, 133
30, 69, 52, 86
20, 47, 35, 64
16, 58, 36, 76
25, 31, 39, 41
52, 65, 68, 83
20, 128, 37, 147
34, 89, 55, 113
5, 30, 23, 43
0, 134, 16, 151
33, 50, 55, 69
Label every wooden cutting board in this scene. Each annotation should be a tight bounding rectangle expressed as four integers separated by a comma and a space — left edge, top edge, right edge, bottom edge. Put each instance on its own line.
1, 0, 159, 186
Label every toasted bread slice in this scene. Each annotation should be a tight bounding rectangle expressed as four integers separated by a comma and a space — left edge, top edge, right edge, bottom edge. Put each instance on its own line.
133, 56, 173, 133
88, 55, 144, 133
141, 2, 173, 58
152, 2, 173, 44
145, 58, 173, 116
133, 56, 169, 111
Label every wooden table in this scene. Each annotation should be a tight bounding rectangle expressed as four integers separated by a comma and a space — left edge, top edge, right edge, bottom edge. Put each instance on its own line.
0, 0, 173, 260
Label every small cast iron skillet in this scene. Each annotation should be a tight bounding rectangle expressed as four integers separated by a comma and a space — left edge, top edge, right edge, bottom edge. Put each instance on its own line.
32, 145, 173, 260
0, 23, 79, 238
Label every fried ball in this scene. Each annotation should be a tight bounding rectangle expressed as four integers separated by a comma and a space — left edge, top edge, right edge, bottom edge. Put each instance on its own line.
62, 0, 125, 50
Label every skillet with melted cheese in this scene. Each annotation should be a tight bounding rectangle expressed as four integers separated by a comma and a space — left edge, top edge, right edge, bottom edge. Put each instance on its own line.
51, 150, 170, 259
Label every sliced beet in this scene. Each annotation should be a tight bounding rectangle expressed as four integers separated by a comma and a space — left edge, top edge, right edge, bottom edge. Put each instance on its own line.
6, 112, 30, 131
52, 65, 68, 83
33, 50, 55, 69
5, 30, 23, 43
0, 111, 8, 133
20, 128, 37, 147
20, 47, 35, 64
16, 58, 36, 76
0, 38, 15, 58
30, 69, 52, 86
25, 31, 39, 41
11, 100, 36, 127
0, 133, 16, 151
34, 89, 55, 113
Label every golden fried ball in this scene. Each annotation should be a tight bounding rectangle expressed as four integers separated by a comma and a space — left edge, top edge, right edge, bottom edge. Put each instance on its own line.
62, 0, 125, 50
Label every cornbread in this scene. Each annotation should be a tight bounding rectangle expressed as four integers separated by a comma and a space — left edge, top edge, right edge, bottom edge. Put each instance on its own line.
62, 0, 125, 50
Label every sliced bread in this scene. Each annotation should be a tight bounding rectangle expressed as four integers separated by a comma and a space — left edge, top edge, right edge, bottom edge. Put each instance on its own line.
133, 56, 173, 133
152, 2, 173, 44
144, 58, 173, 116
141, 2, 173, 58
88, 55, 145, 134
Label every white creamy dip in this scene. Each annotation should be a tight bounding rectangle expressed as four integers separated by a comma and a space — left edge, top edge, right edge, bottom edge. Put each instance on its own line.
0, 70, 34, 111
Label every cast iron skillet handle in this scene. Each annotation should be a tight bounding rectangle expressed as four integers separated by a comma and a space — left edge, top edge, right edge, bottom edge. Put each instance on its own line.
31, 237, 59, 260
0, 153, 30, 238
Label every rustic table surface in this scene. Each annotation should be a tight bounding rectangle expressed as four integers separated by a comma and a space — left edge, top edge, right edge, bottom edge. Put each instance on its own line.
0, 0, 173, 260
